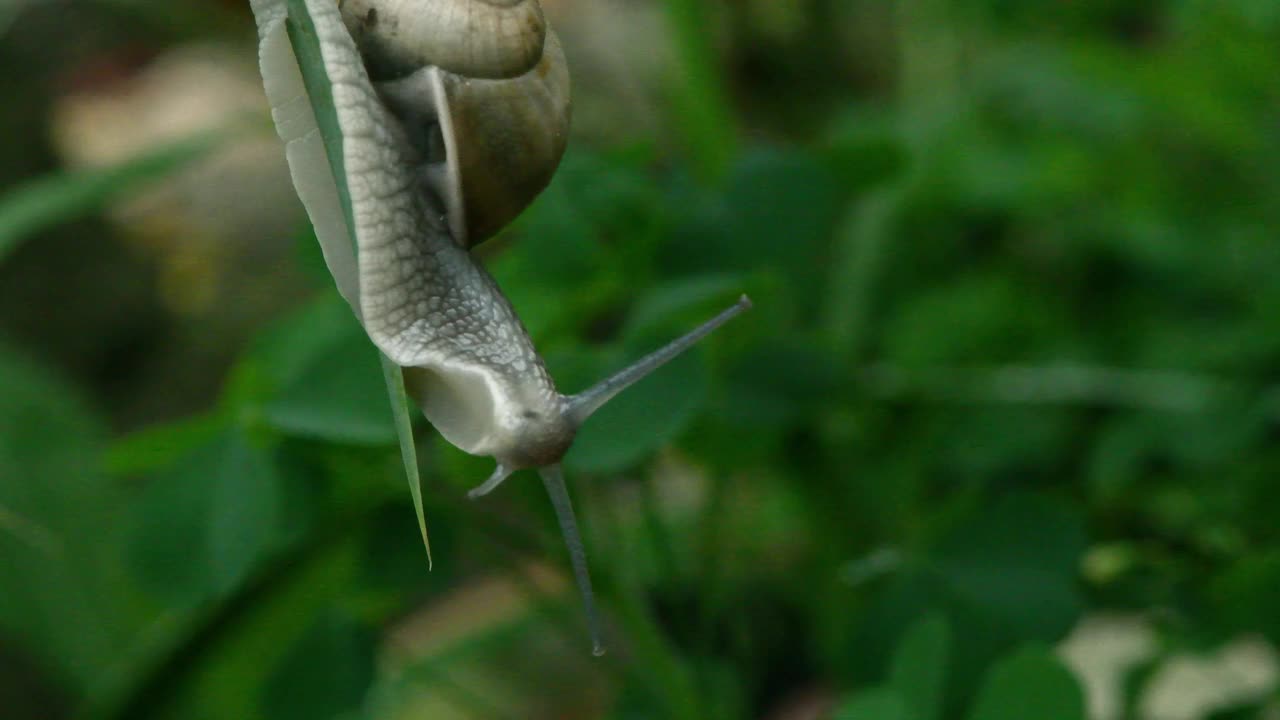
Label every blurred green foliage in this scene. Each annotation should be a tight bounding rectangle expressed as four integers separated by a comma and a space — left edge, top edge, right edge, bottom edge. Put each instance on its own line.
2, 0, 1280, 718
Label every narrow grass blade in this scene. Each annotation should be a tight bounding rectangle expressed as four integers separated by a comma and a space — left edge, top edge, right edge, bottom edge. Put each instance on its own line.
281, 0, 432, 566
380, 353, 432, 568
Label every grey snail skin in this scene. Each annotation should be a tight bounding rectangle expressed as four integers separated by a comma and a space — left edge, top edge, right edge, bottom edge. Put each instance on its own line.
249, 0, 750, 655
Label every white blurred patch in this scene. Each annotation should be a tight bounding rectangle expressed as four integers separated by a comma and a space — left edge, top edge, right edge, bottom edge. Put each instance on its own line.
1059, 614, 1280, 720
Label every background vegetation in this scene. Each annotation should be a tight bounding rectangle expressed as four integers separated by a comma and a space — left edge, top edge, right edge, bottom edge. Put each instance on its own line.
2, 0, 1279, 718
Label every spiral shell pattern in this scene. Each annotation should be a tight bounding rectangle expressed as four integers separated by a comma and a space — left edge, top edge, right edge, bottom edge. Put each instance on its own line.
340, 0, 546, 80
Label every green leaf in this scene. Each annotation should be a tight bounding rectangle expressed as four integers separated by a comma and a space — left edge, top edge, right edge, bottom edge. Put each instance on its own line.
724, 341, 839, 427
888, 613, 952, 720
933, 494, 1085, 641
208, 439, 283, 590
0, 133, 215, 264
104, 412, 229, 476
263, 336, 397, 445
128, 432, 286, 603
260, 609, 377, 720
937, 407, 1076, 482
967, 647, 1085, 720
883, 272, 1069, 367
833, 687, 914, 720
243, 292, 359, 395
357, 502, 457, 593
666, 149, 842, 297
0, 342, 138, 687
504, 154, 608, 287
1210, 550, 1280, 643
824, 109, 910, 192
87, 536, 362, 720
846, 495, 1085, 711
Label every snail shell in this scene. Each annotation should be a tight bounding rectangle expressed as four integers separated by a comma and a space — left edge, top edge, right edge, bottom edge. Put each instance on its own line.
341, 0, 570, 246
339, 0, 547, 80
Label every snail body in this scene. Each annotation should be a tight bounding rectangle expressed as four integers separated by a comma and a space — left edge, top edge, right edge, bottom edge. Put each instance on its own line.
249, 0, 748, 655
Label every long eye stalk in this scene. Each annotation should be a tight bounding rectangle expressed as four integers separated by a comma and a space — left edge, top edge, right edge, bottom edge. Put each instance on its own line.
539, 464, 606, 656
566, 295, 752, 425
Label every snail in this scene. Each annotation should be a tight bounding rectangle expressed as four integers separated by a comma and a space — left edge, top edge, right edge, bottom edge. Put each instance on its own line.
248, 0, 749, 655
